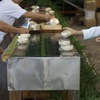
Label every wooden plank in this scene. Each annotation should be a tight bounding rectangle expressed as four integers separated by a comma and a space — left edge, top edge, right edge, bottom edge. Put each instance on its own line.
23, 91, 51, 99
9, 91, 22, 100
96, 0, 100, 7
41, 25, 62, 30
23, 91, 75, 100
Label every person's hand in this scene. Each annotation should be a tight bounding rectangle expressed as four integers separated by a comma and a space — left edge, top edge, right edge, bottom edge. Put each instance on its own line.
10, 33, 14, 40
63, 27, 78, 35
96, 37, 100, 43
63, 27, 83, 36
44, 14, 53, 21
38, 14, 52, 22
18, 27, 29, 34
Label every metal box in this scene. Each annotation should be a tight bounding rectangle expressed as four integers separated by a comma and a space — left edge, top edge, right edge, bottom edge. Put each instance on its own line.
7, 56, 80, 91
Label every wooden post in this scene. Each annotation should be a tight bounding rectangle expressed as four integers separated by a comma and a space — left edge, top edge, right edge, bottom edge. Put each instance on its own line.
62, 90, 74, 100
9, 91, 22, 100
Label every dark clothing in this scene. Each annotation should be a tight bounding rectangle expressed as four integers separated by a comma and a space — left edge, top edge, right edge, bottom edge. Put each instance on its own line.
13, 16, 26, 28
0, 34, 12, 100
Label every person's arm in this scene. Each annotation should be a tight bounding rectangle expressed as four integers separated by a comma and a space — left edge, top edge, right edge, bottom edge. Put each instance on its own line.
63, 26, 100, 40
63, 27, 83, 36
23, 12, 52, 22
82, 26, 100, 40
0, 21, 29, 34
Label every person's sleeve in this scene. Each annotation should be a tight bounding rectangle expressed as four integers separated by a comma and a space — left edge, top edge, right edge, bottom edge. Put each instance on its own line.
7, 2, 27, 19
82, 26, 100, 40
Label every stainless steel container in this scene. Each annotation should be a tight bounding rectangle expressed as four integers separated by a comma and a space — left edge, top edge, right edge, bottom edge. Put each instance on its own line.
6, 34, 80, 91
7, 56, 80, 91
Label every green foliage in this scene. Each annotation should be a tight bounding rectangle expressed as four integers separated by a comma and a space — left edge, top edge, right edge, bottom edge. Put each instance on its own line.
41, 34, 46, 57
20, 0, 36, 5
36, 0, 51, 7
69, 36, 100, 99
